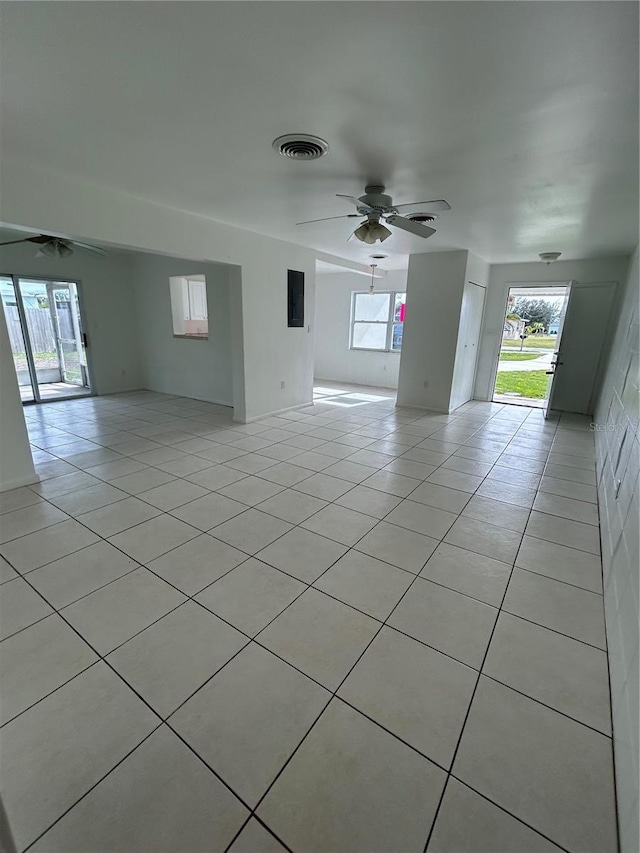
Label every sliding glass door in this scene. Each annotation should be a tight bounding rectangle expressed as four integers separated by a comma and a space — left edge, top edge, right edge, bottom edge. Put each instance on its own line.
0, 276, 35, 402
0, 275, 91, 403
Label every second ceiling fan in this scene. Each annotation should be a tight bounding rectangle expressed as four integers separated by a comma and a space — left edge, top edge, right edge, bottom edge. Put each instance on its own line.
0, 234, 107, 258
297, 185, 451, 244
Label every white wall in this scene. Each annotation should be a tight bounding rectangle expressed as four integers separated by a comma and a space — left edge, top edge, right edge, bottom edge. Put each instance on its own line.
0, 302, 36, 491
0, 159, 319, 422
397, 250, 470, 412
240, 251, 316, 422
314, 269, 407, 390
131, 253, 234, 406
594, 248, 639, 853
475, 256, 632, 402
0, 241, 143, 395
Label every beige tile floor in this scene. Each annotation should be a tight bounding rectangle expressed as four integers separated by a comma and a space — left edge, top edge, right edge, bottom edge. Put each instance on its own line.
0, 383, 617, 852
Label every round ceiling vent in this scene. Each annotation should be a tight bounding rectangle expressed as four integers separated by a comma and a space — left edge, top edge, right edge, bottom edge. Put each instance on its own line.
370, 253, 388, 260
406, 212, 438, 223
272, 134, 329, 160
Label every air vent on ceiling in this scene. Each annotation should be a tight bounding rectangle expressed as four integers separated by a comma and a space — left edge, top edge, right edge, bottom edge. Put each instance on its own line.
406, 212, 438, 223
370, 253, 388, 260
273, 134, 329, 160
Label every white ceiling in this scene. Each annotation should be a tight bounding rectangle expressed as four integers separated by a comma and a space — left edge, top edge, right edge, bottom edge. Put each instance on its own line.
1, 2, 637, 268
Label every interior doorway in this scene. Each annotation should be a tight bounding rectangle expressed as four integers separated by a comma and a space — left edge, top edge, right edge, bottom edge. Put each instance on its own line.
492, 285, 569, 409
0, 275, 91, 403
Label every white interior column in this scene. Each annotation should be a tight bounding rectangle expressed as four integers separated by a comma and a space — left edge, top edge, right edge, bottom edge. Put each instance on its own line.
0, 303, 36, 492
397, 250, 469, 412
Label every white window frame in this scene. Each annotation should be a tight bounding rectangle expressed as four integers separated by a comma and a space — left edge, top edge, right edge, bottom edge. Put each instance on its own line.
350, 290, 406, 353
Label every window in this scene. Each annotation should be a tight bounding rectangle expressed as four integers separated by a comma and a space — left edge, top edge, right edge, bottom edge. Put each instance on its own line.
350, 291, 406, 352
169, 274, 209, 338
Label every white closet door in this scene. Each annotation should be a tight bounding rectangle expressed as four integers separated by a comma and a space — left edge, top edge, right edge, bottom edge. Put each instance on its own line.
454, 282, 486, 406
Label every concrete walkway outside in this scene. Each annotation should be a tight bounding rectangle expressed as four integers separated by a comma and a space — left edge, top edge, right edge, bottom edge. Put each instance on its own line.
497, 351, 553, 373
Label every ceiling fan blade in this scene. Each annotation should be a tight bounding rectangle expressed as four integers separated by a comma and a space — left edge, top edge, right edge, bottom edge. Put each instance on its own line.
386, 215, 436, 239
336, 194, 373, 212
0, 238, 31, 247
27, 234, 59, 244
296, 213, 360, 225
73, 241, 107, 256
394, 199, 451, 212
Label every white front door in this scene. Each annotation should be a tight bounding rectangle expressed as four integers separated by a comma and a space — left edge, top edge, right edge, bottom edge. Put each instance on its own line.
543, 285, 571, 419
546, 281, 617, 417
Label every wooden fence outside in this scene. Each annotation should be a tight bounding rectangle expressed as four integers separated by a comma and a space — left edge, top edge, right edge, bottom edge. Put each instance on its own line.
5, 306, 56, 355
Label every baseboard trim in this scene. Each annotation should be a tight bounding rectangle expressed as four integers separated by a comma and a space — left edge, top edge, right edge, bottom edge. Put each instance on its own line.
394, 401, 450, 415
139, 386, 233, 410
0, 472, 39, 493
238, 401, 313, 424
314, 377, 399, 393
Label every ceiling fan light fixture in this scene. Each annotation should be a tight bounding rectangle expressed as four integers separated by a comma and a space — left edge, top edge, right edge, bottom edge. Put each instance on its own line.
37, 240, 74, 258
353, 221, 392, 244
373, 222, 392, 242
539, 252, 562, 264
353, 223, 371, 244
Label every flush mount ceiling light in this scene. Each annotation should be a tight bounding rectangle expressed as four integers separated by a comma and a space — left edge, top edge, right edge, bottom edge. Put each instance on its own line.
539, 252, 562, 264
353, 219, 392, 245
272, 134, 329, 160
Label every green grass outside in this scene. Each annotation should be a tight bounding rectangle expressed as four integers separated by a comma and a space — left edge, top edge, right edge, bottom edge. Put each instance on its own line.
495, 370, 548, 399
499, 352, 541, 362
501, 335, 557, 350
13, 351, 58, 370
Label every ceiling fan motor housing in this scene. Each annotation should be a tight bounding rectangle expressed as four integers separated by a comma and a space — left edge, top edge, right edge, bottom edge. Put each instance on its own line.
358, 185, 397, 214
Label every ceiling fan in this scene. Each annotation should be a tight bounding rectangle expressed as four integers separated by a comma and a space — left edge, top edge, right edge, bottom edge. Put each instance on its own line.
0, 234, 107, 258
296, 184, 451, 244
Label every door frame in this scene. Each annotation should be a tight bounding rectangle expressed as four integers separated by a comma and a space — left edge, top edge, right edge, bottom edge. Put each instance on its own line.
0, 272, 94, 404
489, 280, 573, 408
